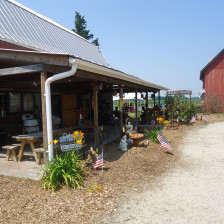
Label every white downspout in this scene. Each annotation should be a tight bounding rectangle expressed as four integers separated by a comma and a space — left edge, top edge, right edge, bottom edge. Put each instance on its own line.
45, 58, 78, 161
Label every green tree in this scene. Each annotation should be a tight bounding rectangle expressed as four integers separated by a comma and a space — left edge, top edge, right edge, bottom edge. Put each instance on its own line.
72, 11, 99, 46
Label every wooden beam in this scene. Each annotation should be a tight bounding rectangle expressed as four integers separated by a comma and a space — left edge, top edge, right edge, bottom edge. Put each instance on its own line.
153, 93, 156, 107
135, 89, 138, 128
145, 92, 149, 124
0, 64, 70, 76
158, 90, 160, 105
119, 86, 123, 130
41, 71, 48, 164
0, 49, 70, 66
0, 64, 44, 76
44, 64, 70, 74
93, 81, 98, 147
76, 70, 158, 92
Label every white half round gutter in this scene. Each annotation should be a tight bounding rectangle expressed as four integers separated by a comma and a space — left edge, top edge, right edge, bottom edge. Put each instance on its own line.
45, 58, 77, 161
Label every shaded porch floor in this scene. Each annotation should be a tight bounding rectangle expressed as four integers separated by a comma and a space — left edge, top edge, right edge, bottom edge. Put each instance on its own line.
0, 150, 43, 180
0, 125, 122, 180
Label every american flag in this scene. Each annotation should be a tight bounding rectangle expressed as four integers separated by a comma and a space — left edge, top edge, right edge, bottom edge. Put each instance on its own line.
160, 136, 173, 154
157, 130, 163, 143
93, 152, 104, 169
204, 115, 208, 123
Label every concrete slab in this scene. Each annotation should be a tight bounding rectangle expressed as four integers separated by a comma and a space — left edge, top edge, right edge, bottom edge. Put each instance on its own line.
0, 150, 43, 180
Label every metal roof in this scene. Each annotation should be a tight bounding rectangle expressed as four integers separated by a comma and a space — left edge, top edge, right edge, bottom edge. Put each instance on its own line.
0, 0, 169, 91
0, 0, 109, 66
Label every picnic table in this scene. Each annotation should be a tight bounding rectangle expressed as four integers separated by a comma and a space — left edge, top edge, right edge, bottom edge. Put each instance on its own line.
12, 128, 74, 162
12, 132, 44, 162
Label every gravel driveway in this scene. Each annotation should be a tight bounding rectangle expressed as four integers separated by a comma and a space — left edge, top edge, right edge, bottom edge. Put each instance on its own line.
101, 122, 224, 224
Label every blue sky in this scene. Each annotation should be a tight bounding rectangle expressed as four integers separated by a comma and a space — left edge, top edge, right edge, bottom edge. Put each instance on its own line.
15, 0, 224, 96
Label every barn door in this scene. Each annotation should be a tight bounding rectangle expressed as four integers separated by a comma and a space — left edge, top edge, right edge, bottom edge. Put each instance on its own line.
62, 94, 78, 127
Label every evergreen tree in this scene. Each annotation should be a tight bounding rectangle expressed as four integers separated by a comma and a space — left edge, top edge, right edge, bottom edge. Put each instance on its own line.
72, 12, 99, 47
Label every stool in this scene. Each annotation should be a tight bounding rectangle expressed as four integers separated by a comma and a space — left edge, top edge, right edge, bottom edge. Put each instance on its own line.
33, 147, 44, 165
2, 145, 19, 162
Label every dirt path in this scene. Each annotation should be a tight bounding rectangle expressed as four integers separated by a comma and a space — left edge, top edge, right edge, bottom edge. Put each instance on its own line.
101, 122, 224, 224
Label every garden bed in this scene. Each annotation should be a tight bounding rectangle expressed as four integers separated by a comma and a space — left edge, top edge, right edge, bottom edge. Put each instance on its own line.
0, 113, 224, 224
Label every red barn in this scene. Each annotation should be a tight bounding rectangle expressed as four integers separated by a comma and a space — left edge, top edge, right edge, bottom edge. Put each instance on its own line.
200, 49, 224, 111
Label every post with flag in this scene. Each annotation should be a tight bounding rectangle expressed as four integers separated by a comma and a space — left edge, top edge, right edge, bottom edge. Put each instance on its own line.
93, 149, 104, 170
157, 130, 163, 144
157, 130, 173, 154
204, 115, 208, 123
160, 135, 173, 154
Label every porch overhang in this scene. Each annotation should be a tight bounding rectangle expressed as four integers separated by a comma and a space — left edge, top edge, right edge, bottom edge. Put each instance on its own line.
0, 49, 168, 92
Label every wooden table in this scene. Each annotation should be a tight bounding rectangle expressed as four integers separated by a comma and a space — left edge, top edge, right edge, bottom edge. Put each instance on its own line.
12, 132, 43, 162
12, 128, 74, 162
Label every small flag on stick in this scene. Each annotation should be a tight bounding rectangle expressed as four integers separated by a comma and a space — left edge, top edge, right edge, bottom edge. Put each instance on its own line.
204, 115, 208, 123
157, 130, 173, 154
191, 116, 195, 122
157, 130, 163, 143
160, 136, 173, 154
93, 151, 104, 170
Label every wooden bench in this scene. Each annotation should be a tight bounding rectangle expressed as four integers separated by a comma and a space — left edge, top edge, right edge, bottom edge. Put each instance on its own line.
33, 147, 44, 165
2, 145, 20, 162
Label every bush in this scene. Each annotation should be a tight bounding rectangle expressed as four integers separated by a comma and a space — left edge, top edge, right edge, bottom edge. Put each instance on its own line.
144, 127, 160, 143
165, 95, 197, 123
177, 99, 197, 123
202, 94, 224, 113
41, 150, 84, 192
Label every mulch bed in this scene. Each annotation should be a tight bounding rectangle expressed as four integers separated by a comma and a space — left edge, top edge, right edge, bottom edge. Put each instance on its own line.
0, 113, 224, 224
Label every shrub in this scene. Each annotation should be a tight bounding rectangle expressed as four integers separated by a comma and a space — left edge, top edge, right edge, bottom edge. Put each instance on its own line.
177, 99, 197, 123
165, 95, 197, 123
202, 94, 224, 113
144, 127, 160, 143
41, 150, 84, 192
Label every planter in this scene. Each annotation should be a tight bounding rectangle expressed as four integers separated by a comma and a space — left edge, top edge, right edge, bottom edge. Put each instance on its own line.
129, 133, 144, 147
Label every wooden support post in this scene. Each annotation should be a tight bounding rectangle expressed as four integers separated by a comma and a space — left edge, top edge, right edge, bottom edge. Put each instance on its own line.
41, 71, 48, 164
135, 89, 138, 128
158, 91, 161, 105
145, 92, 149, 124
153, 93, 156, 107
190, 93, 192, 104
119, 86, 123, 130
93, 82, 98, 147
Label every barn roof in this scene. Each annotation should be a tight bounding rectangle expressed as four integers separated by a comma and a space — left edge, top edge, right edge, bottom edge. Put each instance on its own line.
0, 0, 108, 66
0, 0, 168, 91
200, 48, 224, 80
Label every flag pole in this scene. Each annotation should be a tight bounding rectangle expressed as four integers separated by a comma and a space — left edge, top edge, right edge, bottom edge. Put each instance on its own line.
102, 147, 104, 175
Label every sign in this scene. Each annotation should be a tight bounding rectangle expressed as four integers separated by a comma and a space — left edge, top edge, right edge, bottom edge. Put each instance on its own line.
59, 133, 73, 143
61, 143, 82, 152
59, 133, 82, 152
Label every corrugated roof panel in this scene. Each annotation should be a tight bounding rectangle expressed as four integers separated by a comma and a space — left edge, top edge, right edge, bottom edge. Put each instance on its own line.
0, 0, 109, 66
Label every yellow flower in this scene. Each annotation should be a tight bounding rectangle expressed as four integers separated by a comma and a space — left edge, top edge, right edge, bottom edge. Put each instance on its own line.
76, 139, 82, 144
79, 131, 84, 138
74, 131, 79, 136
48, 141, 52, 145
53, 139, 58, 145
